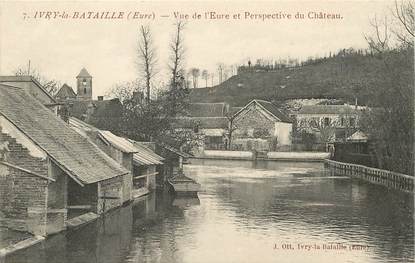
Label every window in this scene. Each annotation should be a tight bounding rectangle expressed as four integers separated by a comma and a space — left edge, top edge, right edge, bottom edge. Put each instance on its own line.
84, 87, 87, 94
341, 117, 345, 127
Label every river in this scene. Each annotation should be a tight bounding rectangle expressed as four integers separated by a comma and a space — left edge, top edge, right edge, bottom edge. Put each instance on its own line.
4, 160, 414, 263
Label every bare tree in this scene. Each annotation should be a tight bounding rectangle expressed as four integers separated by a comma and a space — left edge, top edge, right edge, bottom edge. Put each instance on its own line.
189, 68, 200, 88
137, 25, 157, 103
169, 21, 186, 90
201, 70, 208, 88
392, 0, 414, 47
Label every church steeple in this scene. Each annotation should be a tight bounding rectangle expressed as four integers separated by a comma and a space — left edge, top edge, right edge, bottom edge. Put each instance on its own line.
76, 68, 92, 100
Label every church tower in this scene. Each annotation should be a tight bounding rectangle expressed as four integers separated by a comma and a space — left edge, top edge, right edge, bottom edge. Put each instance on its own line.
76, 68, 92, 100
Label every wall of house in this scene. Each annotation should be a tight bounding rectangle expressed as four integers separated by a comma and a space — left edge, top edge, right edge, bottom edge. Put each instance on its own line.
97, 176, 123, 214
0, 119, 52, 235
233, 106, 275, 138
92, 139, 132, 204
0, 164, 49, 236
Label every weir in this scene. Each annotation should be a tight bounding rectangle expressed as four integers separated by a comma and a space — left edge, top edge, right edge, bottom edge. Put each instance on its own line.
324, 159, 414, 192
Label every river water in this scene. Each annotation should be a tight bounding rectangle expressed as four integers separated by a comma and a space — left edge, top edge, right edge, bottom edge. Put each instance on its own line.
4, 160, 414, 263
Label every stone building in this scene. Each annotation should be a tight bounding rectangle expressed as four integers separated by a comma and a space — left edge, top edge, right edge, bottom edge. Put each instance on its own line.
231, 99, 293, 151
0, 84, 129, 236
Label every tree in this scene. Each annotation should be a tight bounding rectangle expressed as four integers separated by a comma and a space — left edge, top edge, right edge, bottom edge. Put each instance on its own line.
361, 1, 414, 175
168, 21, 186, 91
137, 25, 157, 103
201, 70, 209, 88
217, 63, 225, 84
14, 64, 60, 95
189, 68, 200, 88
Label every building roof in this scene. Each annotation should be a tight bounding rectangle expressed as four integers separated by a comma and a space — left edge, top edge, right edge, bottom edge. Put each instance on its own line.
55, 84, 76, 99
173, 117, 229, 129
70, 99, 122, 120
297, 105, 360, 115
0, 75, 57, 104
70, 117, 164, 166
0, 85, 128, 185
130, 140, 164, 166
347, 130, 368, 142
98, 130, 138, 153
188, 103, 229, 117
77, 68, 92, 78
234, 99, 292, 123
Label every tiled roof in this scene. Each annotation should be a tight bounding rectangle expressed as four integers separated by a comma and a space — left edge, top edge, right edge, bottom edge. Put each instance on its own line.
297, 105, 360, 115
98, 131, 138, 153
55, 84, 76, 99
0, 85, 128, 185
130, 140, 164, 166
234, 99, 292, 123
187, 103, 229, 117
69, 99, 122, 119
77, 68, 92, 78
255, 100, 292, 123
70, 117, 164, 166
0, 75, 57, 104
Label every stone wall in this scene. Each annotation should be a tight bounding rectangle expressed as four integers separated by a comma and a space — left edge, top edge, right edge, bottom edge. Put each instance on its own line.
0, 128, 51, 236
233, 106, 275, 137
0, 164, 48, 236
97, 176, 123, 214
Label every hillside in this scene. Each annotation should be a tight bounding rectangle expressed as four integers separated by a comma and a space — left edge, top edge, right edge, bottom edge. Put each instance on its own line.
190, 52, 400, 107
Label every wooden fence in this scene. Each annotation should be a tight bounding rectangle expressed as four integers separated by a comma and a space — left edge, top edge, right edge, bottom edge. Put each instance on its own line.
324, 159, 414, 192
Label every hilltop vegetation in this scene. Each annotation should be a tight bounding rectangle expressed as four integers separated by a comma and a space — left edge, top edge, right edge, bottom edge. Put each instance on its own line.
190, 49, 411, 107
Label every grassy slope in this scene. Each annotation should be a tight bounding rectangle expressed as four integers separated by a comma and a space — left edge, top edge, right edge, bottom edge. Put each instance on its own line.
190, 53, 386, 106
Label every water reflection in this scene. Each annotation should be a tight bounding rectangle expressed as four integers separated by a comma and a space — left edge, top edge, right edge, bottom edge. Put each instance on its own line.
4, 160, 414, 263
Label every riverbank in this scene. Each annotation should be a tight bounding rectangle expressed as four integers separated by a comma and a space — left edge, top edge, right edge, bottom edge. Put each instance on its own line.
195, 150, 330, 162
325, 159, 414, 192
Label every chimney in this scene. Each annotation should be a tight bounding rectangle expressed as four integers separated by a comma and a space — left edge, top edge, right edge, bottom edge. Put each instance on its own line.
97, 96, 104, 101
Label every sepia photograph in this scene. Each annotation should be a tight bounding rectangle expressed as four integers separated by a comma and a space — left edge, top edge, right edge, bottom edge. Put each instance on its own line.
0, 0, 413, 262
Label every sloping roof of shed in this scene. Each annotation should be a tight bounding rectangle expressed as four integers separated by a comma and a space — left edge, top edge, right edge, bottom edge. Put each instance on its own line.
0, 84, 128, 185
98, 130, 138, 153
130, 140, 164, 166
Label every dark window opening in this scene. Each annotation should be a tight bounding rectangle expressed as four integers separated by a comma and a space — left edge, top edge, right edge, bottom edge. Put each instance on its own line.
84, 87, 87, 94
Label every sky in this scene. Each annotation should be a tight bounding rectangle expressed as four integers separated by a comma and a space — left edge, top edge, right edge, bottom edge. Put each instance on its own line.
0, 0, 392, 98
